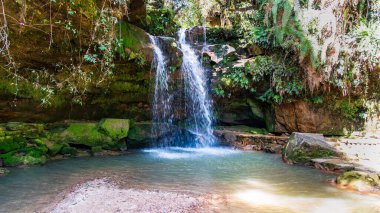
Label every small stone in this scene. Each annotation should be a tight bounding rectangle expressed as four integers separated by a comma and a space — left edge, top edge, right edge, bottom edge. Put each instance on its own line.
0, 168, 9, 176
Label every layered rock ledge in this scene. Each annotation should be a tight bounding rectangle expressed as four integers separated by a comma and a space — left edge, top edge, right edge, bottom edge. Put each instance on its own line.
214, 127, 288, 154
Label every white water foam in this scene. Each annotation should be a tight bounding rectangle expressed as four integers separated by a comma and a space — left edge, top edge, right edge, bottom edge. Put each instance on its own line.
143, 147, 240, 159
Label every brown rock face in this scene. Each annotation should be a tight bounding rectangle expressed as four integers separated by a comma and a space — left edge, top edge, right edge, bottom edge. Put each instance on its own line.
128, 0, 147, 27
273, 101, 348, 135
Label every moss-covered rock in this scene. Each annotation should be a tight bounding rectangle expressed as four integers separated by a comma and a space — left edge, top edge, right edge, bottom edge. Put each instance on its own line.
98, 119, 130, 140
0, 146, 48, 166
0, 136, 21, 153
127, 122, 153, 148
91, 146, 103, 154
47, 143, 64, 156
61, 147, 78, 157
117, 22, 153, 63
59, 123, 113, 148
336, 171, 380, 193
283, 133, 338, 165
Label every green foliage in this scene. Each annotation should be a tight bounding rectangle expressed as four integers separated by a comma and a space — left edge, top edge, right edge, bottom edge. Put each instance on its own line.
213, 54, 304, 103
147, 8, 179, 36
334, 99, 364, 120
310, 96, 323, 104
176, 0, 205, 27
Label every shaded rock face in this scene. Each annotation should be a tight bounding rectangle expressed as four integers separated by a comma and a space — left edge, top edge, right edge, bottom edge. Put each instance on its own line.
272, 101, 349, 135
0, 1, 154, 123
183, 26, 206, 46
336, 171, 380, 194
127, 0, 147, 27
215, 98, 267, 128
283, 133, 338, 165
127, 122, 188, 148
0, 22, 154, 123
154, 37, 183, 69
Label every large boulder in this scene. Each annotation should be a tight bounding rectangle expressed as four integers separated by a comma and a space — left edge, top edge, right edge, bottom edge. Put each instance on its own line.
57, 123, 124, 150
270, 101, 349, 135
283, 133, 339, 165
98, 119, 130, 141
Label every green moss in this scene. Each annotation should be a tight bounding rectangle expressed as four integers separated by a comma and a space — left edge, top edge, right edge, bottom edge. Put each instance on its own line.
0, 136, 20, 153
127, 122, 152, 148
48, 143, 64, 155
91, 146, 103, 154
109, 82, 145, 92
98, 119, 130, 140
60, 123, 112, 147
249, 128, 269, 135
0, 146, 48, 166
286, 146, 336, 164
61, 147, 78, 157
337, 171, 380, 187
116, 22, 150, 62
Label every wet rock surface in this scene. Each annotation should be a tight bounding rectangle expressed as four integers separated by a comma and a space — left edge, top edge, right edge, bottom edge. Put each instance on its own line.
282, 133, 339, 165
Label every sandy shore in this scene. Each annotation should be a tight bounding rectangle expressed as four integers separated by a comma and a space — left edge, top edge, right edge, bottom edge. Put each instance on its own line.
44, 179, 208, 213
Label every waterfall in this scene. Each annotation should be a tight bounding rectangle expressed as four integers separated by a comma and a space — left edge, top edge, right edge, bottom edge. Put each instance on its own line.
178, 28, 216, 147
149, 35, 174, 147
150, 28, 216, 147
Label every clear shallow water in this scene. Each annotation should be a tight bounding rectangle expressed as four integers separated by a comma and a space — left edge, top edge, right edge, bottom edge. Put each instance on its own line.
0, 148, 379, 213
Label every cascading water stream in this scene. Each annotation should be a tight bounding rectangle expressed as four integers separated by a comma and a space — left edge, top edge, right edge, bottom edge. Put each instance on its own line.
149, 35, 174, 147
178, 28, 216, 147
150, 28, 216, 148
